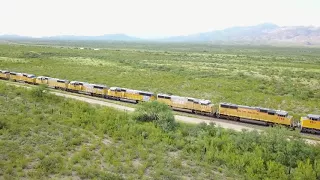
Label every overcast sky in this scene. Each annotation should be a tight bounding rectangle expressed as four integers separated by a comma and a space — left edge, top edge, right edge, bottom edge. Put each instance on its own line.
1, 0, 319, 38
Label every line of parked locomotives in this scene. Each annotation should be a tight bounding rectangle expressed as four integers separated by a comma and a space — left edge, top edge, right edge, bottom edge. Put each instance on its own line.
1, 70, 320, 133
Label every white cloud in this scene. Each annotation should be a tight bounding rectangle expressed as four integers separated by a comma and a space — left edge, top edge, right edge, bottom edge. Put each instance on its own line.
0, 0, 319, 37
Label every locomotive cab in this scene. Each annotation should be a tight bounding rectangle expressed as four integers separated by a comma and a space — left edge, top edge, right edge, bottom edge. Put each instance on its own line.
300, 114, 320, 133
108, 87, 125, 99
9, 72, 19, 81
35, 76, 50, 85
0, 70, 10, 80
68, 81, 85, 92
139, 91, 156, 102
275, 110, 294, 127
26, 74, 36, 84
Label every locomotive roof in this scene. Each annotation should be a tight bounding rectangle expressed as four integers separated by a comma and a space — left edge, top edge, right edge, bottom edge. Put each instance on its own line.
199, 100, 212, 105
109, 87, 153, 94
307, 114, 320, 119
110, 87, 121, 90
37, 76, 50, 79
140, 91, 154, 95
92, 84, 107, 87
158, 94, 211, 104
50, 78, 69, 82
220, 102, 288, 115
124, 88, 139, 93
27, 74, 36, 78
70, 81, 86, 84
157, 93, 171, 97
275, 111, 288, 116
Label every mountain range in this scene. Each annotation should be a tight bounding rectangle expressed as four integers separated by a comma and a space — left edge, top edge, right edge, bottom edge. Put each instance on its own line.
1, 23, 320, 45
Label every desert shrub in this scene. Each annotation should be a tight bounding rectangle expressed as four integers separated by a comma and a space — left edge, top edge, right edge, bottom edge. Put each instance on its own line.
22, 51, 42, 58
133, 101, 177, 132
0, 120, 8, 130
37, 153, 64, 174
29, 84, 48, 98
292, 159, 317, 180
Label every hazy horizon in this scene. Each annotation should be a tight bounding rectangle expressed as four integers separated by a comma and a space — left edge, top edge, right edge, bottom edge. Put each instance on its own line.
1, 0, 320, 38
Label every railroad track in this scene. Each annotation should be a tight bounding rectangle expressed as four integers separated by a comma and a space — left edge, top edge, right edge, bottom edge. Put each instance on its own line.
1, 79, 320, 145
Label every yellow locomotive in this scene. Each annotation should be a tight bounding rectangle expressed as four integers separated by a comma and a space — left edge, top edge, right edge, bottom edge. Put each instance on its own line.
3, 69, 320, 135
35, 76, 50, 85
48, 78, 69, 90
0, 70, 10, 80
15, 73, 25, 82
9, 72, 20, 81
82, 83, 108, 97
218, 103, 294, 127
67, 81, 86, 93
107, 87, 156, 103
22, 73, 36, 84
157, 94, 216, 116
300, 114, 320, 133
2, 71, 35, 83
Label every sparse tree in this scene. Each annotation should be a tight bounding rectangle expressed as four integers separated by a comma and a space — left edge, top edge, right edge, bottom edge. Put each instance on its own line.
133, 101, 177, 132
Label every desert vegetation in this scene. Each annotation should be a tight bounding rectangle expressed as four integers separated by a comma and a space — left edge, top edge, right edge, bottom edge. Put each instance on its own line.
0, 43, 319, 121
1, 83, 320, 179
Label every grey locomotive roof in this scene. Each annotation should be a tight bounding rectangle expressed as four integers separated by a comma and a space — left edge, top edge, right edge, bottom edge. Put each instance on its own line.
307, 114, 320, 119
268, 109, 276, 113
237, 105, 257, 110
159, 94, 211, 104
27, 74, 36, 78
50, 78, 69, 82
220, 102, 288, 115
110, 87, 121, 90
199, 100, 212, 105
92, 84, 107, 88
276, 111, 288, 116
220, 102, 236, 105
220, 102, 239, 107
157, 93, 171, 97
139, 90, 154, 94
110, 87, 152, 94
259, 107, 269, 111
37, 76, 50, 79
70, 81, 85, 84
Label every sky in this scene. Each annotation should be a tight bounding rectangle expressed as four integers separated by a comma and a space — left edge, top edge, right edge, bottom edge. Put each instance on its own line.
0, 0, 319, 38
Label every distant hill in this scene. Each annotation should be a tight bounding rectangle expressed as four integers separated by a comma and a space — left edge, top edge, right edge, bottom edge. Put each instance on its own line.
161, 23, 320, 45
43, 34, 141, 41
1, 23, 320, 45
0, 34, 32, 40
0, 34, 141, 42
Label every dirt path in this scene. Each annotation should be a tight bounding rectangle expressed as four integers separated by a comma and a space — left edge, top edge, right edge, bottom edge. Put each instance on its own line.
52, 92, 135, 112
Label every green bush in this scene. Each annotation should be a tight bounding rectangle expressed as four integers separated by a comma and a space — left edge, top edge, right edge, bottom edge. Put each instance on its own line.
30, 84, 48, 98
0, 120, 8, 130
22, 51, 41, 58
133, 101, 177, 132
37, 153, 64, 174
